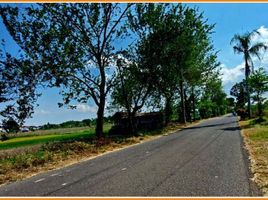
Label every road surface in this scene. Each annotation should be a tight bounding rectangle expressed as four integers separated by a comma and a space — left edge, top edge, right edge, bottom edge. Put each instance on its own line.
0, 114, 259, 196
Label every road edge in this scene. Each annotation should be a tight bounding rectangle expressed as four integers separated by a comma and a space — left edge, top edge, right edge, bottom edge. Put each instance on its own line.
237, 116, 263, 196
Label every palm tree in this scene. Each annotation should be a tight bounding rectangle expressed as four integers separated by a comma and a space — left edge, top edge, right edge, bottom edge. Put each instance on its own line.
231, 30, 267, 118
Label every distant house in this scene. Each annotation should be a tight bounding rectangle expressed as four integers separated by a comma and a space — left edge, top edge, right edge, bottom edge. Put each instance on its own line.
110, 112, 163, 135
29, 126, 40, 131
20, 127, 30, 132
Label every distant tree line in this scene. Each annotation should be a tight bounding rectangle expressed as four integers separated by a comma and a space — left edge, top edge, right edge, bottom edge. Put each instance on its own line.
0, 3, 229, 137
40, 117, 112, 130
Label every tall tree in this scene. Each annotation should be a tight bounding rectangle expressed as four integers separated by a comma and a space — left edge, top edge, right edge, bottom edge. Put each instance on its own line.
248, 68, 268, 117
0, 3, 133, 137
129, 4, 218, 124
199, 73, 227, 118
231, 30, 267, 118
111, 53, 153, 134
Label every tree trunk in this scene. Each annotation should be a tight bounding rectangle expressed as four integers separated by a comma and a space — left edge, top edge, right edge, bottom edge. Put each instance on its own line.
96, 60, 106, 138
117, 64, 135, 135
245, 60, 251, 118
164, 96, 172, 126
257, 94, 262, 117
179, 69, 186, 124
192, 86, 196, 121
127, 110, 135, 135
96, 102, 105, 138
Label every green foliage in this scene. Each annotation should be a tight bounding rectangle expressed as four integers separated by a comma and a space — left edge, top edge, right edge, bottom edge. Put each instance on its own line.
198, 74, 227, 118
0, 3, 133, 137
248, 68, 268, 116
123, 4, 220, 125
0, 48, 40, 126
1, 3, 225, 135
0, 134, 8, 141
230, 80, 247, 110
2, 118, 20, 133
40, 117, 111, 130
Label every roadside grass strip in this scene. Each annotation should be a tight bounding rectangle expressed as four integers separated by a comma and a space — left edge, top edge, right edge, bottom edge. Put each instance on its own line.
240, 116, 268, 196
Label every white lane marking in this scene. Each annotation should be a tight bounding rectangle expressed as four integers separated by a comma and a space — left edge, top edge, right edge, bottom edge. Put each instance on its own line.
146, 151, 150, 154
34, 178, 45, 183
215, 176, 218, 178
121, 168, 127, 171
62, 183, 68, 186
50, 173, 59, 177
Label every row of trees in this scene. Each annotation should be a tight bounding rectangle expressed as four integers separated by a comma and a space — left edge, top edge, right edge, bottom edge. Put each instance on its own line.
0, 3, 228, 136
230, 68, 268, 118
230, 30, 268, 118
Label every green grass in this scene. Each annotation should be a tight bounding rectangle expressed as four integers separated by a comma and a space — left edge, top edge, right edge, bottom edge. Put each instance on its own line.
8, 126, 95, 138
241, 116, 268, 141
249, 129, 268, 140
0, 124, 112, 150
0, 131, 93, 150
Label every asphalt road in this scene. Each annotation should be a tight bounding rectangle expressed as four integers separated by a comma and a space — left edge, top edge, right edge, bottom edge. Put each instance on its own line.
0, 114, 259, 196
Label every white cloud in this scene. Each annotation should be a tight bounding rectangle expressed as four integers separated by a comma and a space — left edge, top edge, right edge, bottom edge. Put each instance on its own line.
252, 26, 268, 44
35, 109, 51, 115
76, 104, 97, 113
220, 63, 244, 85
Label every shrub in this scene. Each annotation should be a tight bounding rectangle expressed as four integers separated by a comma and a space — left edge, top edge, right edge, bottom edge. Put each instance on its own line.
0, 134, 8, 141
236, 108, 247, 120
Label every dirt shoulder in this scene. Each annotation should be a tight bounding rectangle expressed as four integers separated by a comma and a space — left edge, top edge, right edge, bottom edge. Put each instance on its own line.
239, 118, 268, 196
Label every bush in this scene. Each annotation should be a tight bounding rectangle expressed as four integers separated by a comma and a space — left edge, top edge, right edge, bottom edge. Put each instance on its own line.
236, 108, 247, 120
2, 118, 20, 133
0, 134, 8, 141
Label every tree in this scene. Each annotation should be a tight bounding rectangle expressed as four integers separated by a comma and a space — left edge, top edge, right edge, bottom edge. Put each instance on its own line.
230, 80, 247, 110
111, 54, 153, 134
226, 97, 235, 109
231, 30, 267, 118
0, 3, 133, 137
199, 73, 227, 118
128, 4, 218, 124
2, 118, 20, 133
248, 68, 268, 117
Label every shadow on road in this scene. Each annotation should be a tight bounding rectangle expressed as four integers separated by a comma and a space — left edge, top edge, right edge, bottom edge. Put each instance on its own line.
221, 127, 240, 131
185, 121, 235, 130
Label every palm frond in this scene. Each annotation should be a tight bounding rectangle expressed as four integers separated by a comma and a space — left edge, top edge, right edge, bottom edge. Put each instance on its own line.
248, 29, 260, 40
249, 42, 268, 60
233, 46, 244, 54
230, 34, 243, 45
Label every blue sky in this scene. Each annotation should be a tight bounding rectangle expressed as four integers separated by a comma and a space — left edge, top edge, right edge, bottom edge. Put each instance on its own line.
1, 3, 268, 125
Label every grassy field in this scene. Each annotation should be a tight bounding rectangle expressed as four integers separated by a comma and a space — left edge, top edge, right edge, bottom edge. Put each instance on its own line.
8, 126, 95, 138
0, 124, 112, 150
239, 116, 268, 196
